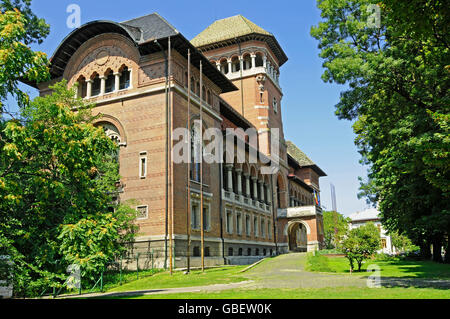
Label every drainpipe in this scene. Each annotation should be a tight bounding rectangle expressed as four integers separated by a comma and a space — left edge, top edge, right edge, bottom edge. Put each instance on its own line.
155, 39, 169, 270
219, 161, 226, 265
271, 176, 278, 255
235, 38, 245, 117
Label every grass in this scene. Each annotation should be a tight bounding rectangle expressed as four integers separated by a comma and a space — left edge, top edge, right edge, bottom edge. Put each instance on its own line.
309, 255, 450, 279
105, 265, 248, 293
110, 287, 450, 299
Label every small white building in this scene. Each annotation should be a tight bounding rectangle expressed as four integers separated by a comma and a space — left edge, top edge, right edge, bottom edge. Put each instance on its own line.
348, 208, 395, 255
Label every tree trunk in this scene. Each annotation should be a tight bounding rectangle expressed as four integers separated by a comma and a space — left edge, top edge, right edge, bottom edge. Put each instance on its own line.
432, 239, 443, 263
445, 239, 450, 264
419, 241, 431, 260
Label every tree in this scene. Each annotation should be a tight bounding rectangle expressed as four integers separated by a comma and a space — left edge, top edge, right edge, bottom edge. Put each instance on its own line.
323, 211, 350, 249
342, 223, 380, 272
0, 0, 50, 113
0, 82, 137, 296
311, 0, 449, 263
389, 231, 417, 255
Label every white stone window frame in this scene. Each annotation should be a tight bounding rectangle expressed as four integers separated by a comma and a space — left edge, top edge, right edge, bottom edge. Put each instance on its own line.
136, 205, 148, 220
191, 199, 211, 232
139, 151, 147, 179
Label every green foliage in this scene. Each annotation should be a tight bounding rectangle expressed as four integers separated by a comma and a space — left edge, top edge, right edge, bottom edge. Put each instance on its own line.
342, 223, 380, 272
311, 0, 450, 260
0, 81, 138, 297
0, 0, 50, 112
323, 211, 350, 249
389, 231, 419, 254
305, 252, 333, 272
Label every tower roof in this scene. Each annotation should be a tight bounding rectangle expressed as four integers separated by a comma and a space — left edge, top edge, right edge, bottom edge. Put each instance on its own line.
191, 15, 288, 66
191, 15, 272, 46
286, 141, 327, 177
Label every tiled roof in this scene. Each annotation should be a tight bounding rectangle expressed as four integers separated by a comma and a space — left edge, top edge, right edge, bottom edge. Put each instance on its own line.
349, 208, 380, 222
191, 15, 272, 47
286, 141, 315, 166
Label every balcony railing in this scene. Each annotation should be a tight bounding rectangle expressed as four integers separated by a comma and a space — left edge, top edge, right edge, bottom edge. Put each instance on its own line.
221, 189, 271, 214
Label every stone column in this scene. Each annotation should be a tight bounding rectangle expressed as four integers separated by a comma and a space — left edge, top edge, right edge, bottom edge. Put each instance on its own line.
259, 181, 265, 202
114, 72, 121, 92
86, 79, 93, 98
251, 54, 256, 69
266, 184, 271, 204
227, 59, 232, 74
244, 174, 251, 198
239, 56, 244, 72
266, 61, 271, 75
226, 164, 234, 192
100, 76, 106, 95
252, 177, 258, 200
263, 55, 267, 69
236, 169, 243, 195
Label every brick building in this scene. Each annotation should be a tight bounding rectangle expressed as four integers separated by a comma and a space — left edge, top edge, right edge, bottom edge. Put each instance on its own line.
31, 13, 326, 268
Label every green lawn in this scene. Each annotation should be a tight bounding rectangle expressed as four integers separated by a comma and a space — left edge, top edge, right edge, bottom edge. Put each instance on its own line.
319, 256, 450, 279
112, 287, 450, 299
105, 266, 248, 293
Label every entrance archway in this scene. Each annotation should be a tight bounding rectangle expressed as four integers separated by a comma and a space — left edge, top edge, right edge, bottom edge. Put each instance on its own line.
288, 222, 308, 252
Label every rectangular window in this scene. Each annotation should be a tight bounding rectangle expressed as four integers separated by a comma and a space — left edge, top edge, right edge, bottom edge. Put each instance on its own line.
268, 221, 272, 239
226, 210, 233, 234
381, 238, 387, 249
203, 206, 210, 231
261, 220, 265, 238
191, 202, 200, 230
236, 213, 242, 235
136, 206, 148, 220
245, 215, 251, 237
139, 152, 147, 179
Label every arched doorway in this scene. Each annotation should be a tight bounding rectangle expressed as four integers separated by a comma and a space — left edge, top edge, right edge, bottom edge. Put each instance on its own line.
288, 222, 308, 252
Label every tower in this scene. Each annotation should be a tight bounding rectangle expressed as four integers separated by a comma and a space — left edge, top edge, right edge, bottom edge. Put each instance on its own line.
191, 15, 288, 158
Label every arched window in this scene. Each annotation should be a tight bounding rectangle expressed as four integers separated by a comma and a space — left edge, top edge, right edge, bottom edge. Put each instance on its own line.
184, 71, 188, 87
243, 54, 252, 70
231, 56, 240, 73
91, 73, 101, 97
119, 67, 131, 90
77, 76, 87, 98
255, 53, 264, 67
190, 77, 195, 93
202, 86, 206, 101
98, 122, 122, 165
190, 123, 202, 182
207, 90, 212, 105
273, 97, 278, 113
220, 59, 229, 74
196, 81, 200, 96
105, 70, 115, 93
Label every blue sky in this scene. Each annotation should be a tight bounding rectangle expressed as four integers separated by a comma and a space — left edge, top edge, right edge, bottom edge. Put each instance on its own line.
18, 0, 371, 216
